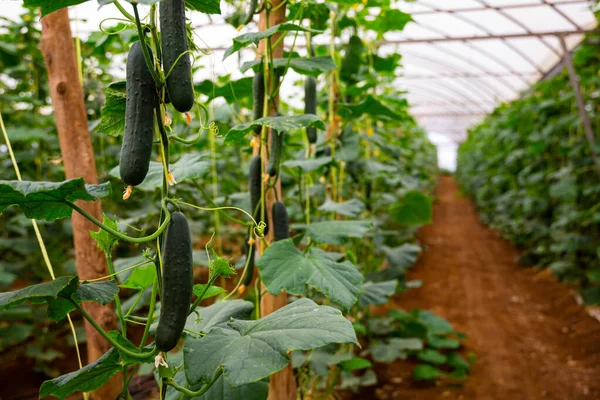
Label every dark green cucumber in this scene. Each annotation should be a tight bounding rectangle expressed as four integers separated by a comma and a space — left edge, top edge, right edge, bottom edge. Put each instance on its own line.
120, 41, 157, 187
155, 211, 193, 352
160, 0, 195, 113
304, 76, 317, 143
266, 127, 283, 177
272, 201, 289, 241
340, 35, 365, 84
249, 155, 262, 221
365, 181, 372, 212
241, 0, 259, 25
242, 235, 255, 286
252, 71, 265, 135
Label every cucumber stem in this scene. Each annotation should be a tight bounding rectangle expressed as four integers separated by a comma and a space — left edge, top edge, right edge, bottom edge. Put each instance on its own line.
106, 252, 127, 338
139, 276, 159, 350
187, 274, 219, 315
132, 4, 162, 87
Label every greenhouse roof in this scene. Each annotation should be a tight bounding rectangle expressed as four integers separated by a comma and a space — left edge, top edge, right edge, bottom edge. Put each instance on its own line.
391, 0, 598, 142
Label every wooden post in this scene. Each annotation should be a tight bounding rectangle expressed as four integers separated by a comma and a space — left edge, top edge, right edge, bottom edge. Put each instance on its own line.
40, 8, 123, 399
559, 35, 600, 178
255, 1, 297, 399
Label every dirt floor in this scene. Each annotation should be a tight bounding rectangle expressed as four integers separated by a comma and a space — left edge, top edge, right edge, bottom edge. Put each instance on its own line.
355, 176, 600, 400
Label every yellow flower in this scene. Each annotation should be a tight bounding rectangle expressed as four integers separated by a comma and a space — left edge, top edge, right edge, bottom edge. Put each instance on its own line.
185, 112, 192, 124
123, 185, 133, 200
367, 127, 374, 136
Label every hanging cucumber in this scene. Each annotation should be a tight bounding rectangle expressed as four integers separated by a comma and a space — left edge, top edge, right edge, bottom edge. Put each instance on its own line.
155, 211, 193, 352
160, 0, 195, 113
249, 155, 262, 221
340, 35, 366, 84
120, 41, 157, 187
252, 70, 265, 135
266, 127, 283, 177
272, 201, 289, 241
241, 0, 259, 26
242, 235, 255, 286
365, 181, 372, 212
304, 76, 317, 143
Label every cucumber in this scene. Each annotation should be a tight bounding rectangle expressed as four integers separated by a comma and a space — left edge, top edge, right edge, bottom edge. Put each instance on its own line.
340, 35, 366, 84
304, 76, 317, 143
252, 71, 265, 135
120, 41, 157, 187
249, 155, 262, 221
365, 181, 372, 212
160, 0, 195, 113
155, 211, 193, 352
266, 127, 283, 177
241, 0, 259, 25
242, 235, 255, 286
272, 201, 289, 241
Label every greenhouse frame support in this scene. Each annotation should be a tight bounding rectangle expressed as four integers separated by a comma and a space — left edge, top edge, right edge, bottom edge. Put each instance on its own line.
559, 36, 600, 178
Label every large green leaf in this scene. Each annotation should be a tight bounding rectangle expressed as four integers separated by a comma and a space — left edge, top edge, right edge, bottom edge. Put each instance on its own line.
120, 263, 156, 290
369, 338, 423, 363
76, 281, 119, 305
339, 95, 405, 120
305, 220, 373, 245
196, 374, 268, 400
363, 9, 412, 33
390, 191, 432, 226
196, 77, 253, 103
184, 299, 254, 336
23, 0, 89, 16
318, 198, 365, 218
184, 298, 358, 387
256, 239, 363, 310
0, 179, 111, 221
110, 153, 210, 191
413, 364, 442, 380
359, 280, 397, 307
185, 0, 221, 14
0, 276, 78, 310
96, 81, 126, 137
382, 244, 421, 269
224, 23, 322, 59
291, 348, 353, 376
283, 156, 333, 173
39, 348, 121, 399
240, 56, 336, 77
225, 115, 325, 145
417, 349, 447, 365
90, 214, 120, 253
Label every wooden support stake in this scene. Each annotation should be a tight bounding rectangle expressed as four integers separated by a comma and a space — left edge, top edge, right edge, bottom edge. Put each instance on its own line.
559, 35, 600, 178
255, 1, 297, 399
40, 8, 122, 400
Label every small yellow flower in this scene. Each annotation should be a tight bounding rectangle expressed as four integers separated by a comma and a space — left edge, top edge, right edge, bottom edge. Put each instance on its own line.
123, 185, 133, 200
168, 171, 177, 186
367, 127, 374, 137
262, 172, 270, 182
185, 112, 192, 124
50, 158, 62, 165
373, 149, 381, 157
319, 176, 326, 184
164, 113, 172, 126
247, 237, 255, 246
250, 136, 260, 148
238, 284, 246, 294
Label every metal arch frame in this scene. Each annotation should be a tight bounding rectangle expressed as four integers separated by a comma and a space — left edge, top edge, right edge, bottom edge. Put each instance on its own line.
402, 79, 500, 108
399, 80, 493, 114
409, 1, 591, 15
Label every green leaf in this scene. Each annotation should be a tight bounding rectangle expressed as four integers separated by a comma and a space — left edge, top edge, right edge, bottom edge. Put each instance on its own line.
110, 153, 210, 191
184, 298, 358, 387
339, 357, 372, 371
447, 352, 471, 371
96, 81, 126, 137
24, 0, 90, 16
427, 335, 460, 350
224, 23, 322, 59
257, 239, 364, 310
369, 338, 423, 363
210, 251, 235, 278
390, 191, 433, 226
193, 284, 227, 300
291, 348, 353, 376
184, 299, 254, 336
90, 214, 120, 253
283, 156, 333, 173
240, 56, 336, 77
48, 280, 119, 321
418, 311, 453, 335
382, 244, 421, 269
39, 348, 121, 399
586, 269, 600, 284
0, 179, 111, 221
225, 115, 325, 145
305, 220, 373, 245
417, 349, 447, 365
185, 0, 221, 14
0, 276, 78, 311
359, 280, 397, 307
120, 263, 156, 290
363, 9, 412, 33
196, 77, 253, 103
339, 95, 405, 120
413, 364, 442, 381
195, 374, 268, 400
318, 198, 365, 218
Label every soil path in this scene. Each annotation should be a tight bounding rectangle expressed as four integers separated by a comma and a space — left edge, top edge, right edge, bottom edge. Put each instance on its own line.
363, 176, 600, 400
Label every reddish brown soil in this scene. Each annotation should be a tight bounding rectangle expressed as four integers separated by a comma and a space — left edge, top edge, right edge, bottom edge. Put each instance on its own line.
355, 176, 600, 400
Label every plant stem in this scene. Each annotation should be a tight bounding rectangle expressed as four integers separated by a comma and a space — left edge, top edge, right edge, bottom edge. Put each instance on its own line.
106, 252, 127, 338
66, 200, 171, 244
114, 1, 135, 21
132, 4, 162, 86
70, 299, 158, 359
167, 368, 223, 396
140, 276, 159, 349
188, 274, 218, 315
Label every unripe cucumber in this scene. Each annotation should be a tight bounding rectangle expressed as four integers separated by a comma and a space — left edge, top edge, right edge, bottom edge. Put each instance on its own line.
304, 76, 317, 143
242, 235, 255, 286
155, 211, 193, 352
160, 0, 195, 113
266, 127, 283, 177
241, 0, 259, 25
120, 41, 157, 187
252, 71, 265, 135
272, 201, 289, 241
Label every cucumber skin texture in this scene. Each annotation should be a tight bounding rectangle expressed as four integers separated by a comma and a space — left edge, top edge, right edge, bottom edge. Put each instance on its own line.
242, 236, 255, 286
304, 76, 317, 143
155, 211, 193, 352
160, 0, 195, 113
249, 155, 262, 221
120, 41, 157, 187
266, 127, 283, 177
252, 72, 265, 135
272, 201, 289, 241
